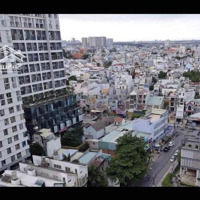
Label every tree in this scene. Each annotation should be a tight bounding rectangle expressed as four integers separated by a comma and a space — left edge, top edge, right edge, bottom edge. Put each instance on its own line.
158, 71, 167, 79
131, 113, 144, 120
29, 143, 45, 156
68, 76, 77, 81
183, 70, 200, 82
149, 85, 154, 91
97, 63, 101, 67
152, 77, 157, 84
106, 133, 148, 186
62, 154, 71, 162
88, 165, 108, 187
61, 126, 83, 147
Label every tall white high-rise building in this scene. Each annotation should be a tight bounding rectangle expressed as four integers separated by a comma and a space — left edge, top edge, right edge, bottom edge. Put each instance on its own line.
0, 47, 30, 171
165, 40, 171, 48
87, 36, 107, 47
81, 37, 88, 47
106, 38, 113, 47
0, 14, 83, 170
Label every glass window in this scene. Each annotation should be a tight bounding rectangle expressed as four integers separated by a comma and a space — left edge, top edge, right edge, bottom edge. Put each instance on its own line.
11, 155, 15, 162
17, 152, 21, 159
8, 137, 12, 144
7, 147, 11, 154
3, 129, 8, 136
14, 135, 19, 141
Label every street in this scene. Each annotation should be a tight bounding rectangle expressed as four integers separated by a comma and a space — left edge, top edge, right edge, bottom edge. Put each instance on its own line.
133, 126, 187, 187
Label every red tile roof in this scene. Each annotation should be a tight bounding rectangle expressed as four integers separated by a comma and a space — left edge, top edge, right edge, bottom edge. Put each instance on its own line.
114, 117, 123, 122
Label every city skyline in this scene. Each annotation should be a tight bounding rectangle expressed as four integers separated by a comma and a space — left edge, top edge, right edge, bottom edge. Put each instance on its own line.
59, 14, 200, 42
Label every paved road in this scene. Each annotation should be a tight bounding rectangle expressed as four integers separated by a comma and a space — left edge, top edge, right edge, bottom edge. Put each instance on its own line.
133, 126, 187, 187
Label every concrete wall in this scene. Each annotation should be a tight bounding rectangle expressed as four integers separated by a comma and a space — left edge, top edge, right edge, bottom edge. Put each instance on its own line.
46, 137, 61, 157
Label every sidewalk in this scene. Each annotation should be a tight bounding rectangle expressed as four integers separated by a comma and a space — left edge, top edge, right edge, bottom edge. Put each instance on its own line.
157, 163, 174, 186
149, 152, 160, 165
157, 160, 178, 187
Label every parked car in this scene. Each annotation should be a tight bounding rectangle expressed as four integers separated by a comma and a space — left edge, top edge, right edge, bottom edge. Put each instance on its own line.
168, 141, 175, 147
170, 156, 175, 162
174, 149, 179, 156
164, 146, 170, 152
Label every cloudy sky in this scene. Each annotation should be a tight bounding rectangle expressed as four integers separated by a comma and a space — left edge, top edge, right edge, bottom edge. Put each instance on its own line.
59, 14, 200, 42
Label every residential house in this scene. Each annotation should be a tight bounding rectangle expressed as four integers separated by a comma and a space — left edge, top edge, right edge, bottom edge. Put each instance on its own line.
180, 131, 200, 187
83, 116, 115, 140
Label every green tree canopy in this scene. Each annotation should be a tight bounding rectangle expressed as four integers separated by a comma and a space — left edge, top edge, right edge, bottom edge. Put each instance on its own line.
106, 133, 148, 186
68, 76, 77, 81
88, 165, 108, 187
183, 70, 200, 82
149, 85, 154, 91
152, 77, 157, 84
29, 143, 45, 156
61, 126, 83, 147
158, 71, 167, 79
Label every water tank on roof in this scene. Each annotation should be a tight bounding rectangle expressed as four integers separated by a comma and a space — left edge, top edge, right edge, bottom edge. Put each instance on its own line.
27, 167, 36, 176
11, 171, 21, 185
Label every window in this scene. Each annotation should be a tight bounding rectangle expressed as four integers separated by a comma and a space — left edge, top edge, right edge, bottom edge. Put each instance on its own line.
0, 151, 2, 158
22, 141, 26, 147
54, 164, 61, 169
14, 135, 19, 141
1, 160, 6, 166
0, 109, 5, 116
10, 116, 16, 123
12, 126, 17, 132
0, 141, 2, 148
75, 169, 77, 174
17, 152, 21, 159
8, 137, 12, 144
4, 118, 9, 125
9, 107, 14, 114
16, 105, 21, 111
15, 144, 20, 150
3, 129, 8, 136
11, 155, 15, 162
19, 123, 24, 130
23, 132, 28, 137
7, 147, 11, 154
20, 114, 24, 120
65, 167, 70, 172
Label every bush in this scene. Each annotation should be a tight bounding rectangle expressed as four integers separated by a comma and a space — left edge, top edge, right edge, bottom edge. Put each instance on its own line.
162, 173, 173, 187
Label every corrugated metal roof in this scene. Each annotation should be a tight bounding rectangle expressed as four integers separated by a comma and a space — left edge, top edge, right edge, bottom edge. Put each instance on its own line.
147, 96, 164, 106
78, 152, 97, 165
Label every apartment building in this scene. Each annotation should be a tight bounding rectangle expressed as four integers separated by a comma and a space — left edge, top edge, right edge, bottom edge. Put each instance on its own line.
0, 155, 88, 187
106, 38, 113, 47
0, 14, 83, 141
180, 131, 200, 186
88, 36, 107, 47
132, 108, 169, 150
81, 37, 88, 48
0, 46, 30, 171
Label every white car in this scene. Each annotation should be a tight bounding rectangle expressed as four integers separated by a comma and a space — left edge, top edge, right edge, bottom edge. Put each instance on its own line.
170, 156, 175, 162
169, 141, 175, 147
174, 149, 179, 156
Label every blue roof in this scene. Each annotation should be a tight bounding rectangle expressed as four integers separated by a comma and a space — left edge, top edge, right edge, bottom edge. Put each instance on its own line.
78, 152, 97, 165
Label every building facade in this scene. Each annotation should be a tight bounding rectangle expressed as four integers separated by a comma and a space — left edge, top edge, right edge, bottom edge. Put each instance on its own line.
0, 14, 82, 141
0, 46, 30, 172
81, 37, 88, 48
180, 131, 200, 186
